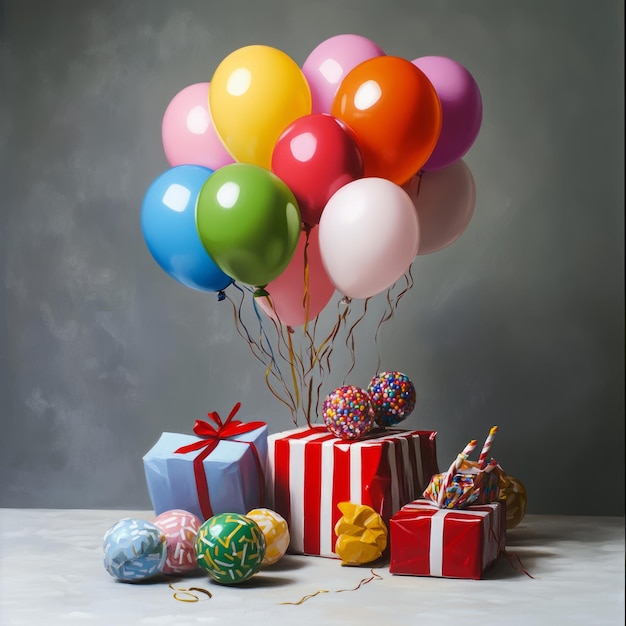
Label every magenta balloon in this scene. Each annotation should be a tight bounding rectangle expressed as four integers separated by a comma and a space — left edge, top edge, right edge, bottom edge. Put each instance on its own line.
257, 226, 335, 327
411, 56, 482, 171
162, 83, 235, 170
302, 34, 386, 114
404, 160, 476, 255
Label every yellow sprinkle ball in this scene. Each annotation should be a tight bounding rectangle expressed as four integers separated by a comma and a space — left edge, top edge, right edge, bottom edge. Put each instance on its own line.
246, 508, 291, 566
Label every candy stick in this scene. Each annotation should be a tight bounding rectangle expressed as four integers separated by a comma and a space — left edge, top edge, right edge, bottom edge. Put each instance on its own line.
437, 440, 477, 507
461, 439, 478, 459
478, 426, 498, 468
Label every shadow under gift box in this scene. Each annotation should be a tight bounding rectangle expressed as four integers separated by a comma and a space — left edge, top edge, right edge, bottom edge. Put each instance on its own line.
265, 426, 439, 558
143, 424, 268, 522
389, 499, 506, 579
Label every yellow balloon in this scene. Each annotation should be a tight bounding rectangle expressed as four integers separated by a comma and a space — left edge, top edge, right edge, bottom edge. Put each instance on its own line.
209, 45, 312, 169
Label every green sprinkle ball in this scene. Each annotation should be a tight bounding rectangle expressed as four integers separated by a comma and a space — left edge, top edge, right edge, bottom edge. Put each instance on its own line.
195, 513, 266, 584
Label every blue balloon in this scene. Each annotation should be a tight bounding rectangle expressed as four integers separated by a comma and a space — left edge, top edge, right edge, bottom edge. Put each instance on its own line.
141, 164, 234, 293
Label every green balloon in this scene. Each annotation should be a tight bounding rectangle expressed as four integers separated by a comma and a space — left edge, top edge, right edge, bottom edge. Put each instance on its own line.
196, 163, 301, 289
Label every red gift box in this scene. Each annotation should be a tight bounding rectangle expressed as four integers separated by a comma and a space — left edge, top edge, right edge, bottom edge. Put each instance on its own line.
265, 426, 438, 558
389, 499, 505, 579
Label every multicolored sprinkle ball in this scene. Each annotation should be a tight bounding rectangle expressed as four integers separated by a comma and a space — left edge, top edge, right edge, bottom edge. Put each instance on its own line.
103, 518, 166, 582
246, 508, 290, 566
195, 513, 266, 585
322, 385, 375, 440
368, 371, 416, 427
153, 509, 202, 574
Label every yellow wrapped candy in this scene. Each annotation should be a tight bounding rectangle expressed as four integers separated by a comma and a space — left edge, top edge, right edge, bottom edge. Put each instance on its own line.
334, 502, 387, 565
246, 508, 290, 566
499, 474, 528, 529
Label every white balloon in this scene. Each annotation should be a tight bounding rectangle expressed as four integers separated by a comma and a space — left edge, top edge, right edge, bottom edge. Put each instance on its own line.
318, 178, 420, 299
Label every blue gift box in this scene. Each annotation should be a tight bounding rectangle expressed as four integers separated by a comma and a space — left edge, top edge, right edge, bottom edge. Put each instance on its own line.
143, 405, 268, 522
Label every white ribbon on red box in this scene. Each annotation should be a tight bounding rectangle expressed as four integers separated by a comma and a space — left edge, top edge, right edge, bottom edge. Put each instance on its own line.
402, 500, 498, 576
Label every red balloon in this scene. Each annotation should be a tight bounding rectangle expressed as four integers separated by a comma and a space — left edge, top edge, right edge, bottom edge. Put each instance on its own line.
271, 114, 364, 226
331, 56, 442, 185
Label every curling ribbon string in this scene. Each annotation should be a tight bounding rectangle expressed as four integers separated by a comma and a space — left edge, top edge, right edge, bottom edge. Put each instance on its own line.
174, 403, 265, 519
490, 522, 535, 580
278, 568, 383, 605
169, 582, 212, 602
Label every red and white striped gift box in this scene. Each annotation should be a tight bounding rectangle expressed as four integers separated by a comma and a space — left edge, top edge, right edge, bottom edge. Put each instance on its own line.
265, 426, 439, 558
389, 499, 506, 579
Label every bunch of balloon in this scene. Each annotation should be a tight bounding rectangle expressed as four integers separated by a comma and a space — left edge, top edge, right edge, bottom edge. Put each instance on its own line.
139, 35, 483, 426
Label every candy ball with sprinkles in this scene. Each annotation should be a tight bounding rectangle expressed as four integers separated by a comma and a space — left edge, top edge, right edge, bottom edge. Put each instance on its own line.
195, 513, 266, 585
368, 371, 416, 427
103, 518, 166, 582
323, 385, 376, 440
246, 508, 290, 566
153, 509, 202, 574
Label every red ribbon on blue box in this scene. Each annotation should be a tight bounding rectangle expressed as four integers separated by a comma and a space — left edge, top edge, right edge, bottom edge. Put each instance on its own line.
174, 402, 266, 519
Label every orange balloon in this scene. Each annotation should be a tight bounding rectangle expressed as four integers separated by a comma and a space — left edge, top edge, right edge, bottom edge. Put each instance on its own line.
331, 56, 442, 185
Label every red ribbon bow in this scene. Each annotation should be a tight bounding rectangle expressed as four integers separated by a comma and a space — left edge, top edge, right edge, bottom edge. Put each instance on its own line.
174, 403, 266, 520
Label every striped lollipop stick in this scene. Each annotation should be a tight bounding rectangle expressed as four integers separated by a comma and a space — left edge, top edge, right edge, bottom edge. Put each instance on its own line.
437, 439, 477, 507
478, 426, 498, 468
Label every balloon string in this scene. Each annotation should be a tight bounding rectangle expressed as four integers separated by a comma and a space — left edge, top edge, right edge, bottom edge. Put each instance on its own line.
302, 225, 312, 328
258, 294, 300, 422
250, 290, 285, 380
374, 267, 415, 372
374, 286, 394, 373
225, 287, 273, 371
311, 298, 350, 372
286, 327, 301, 414
231, 286, 298, 422
342, 297, 370, 384
415, 170, 424, 198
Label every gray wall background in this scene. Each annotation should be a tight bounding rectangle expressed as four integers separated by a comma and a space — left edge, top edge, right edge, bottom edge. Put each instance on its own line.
1, 0, 623, 516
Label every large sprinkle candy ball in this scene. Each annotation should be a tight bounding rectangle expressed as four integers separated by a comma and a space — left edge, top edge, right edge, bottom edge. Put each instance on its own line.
323, 385, 375, 440
103, 518, 166, 582
368, 371, 416, 427
499, 474, 528, 529
153, 509, 202, 574
195, 513, 266, 585
246, 508, 290, 566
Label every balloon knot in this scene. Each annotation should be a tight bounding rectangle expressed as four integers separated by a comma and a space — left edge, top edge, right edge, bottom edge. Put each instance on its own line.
340, 296, 352, 305
287, 325, 295, 334
253, 286, 269, 298
217, 290, 226, 302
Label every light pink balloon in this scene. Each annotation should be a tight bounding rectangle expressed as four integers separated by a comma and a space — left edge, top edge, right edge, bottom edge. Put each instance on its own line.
411, 56, 482, 171
404, 160, 476, 255
257, 226, 335, 327
161, 83, 235, 170
319, 178, 419, 299
302, 34, 386, 114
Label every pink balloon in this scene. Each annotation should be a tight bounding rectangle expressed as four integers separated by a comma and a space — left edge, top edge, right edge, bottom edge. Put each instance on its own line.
257, 226, 335, 327
411, 56, 482, 171
302, 34, 386, 114
319, 178, 419, 299
404, 160, 476, 255
161, 83, 235, 170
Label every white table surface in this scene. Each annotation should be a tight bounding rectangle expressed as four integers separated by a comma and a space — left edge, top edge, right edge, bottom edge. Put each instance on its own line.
0, 508, 624, 626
